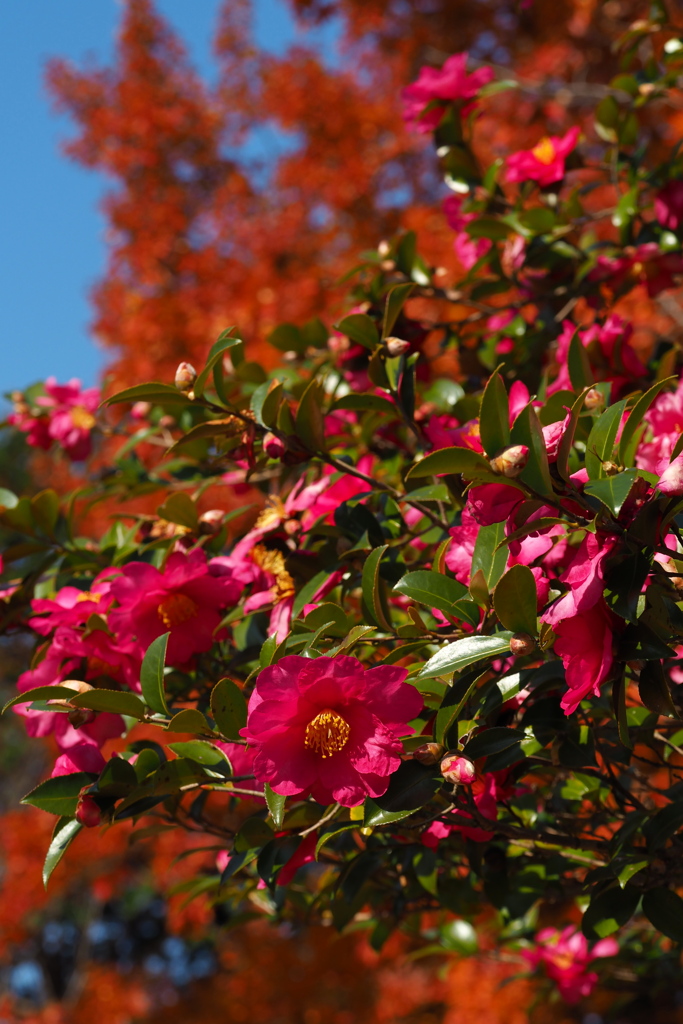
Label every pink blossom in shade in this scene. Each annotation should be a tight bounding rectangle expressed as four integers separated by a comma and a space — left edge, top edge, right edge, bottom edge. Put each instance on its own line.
657, 453, 683, 495
466, 483, 525, 526
505, 126, 580, 187
655, 180, 683, 231
27, 573, 117, 637
553, 602, 615, 714
542, 414, 570, 462
637, 376, 683, 472
293, 455, 375, 528
445, 506, 480, 584
524, 926, 618, 1004
422, 770, 513, 846
276, 832, 318, 887
14, 378, 101, 461
107, 549, 241, 665
401, 53, 494, 133
51, 744, 107, 778
241, 655, 423, 807
443, 196, 491, 271
423, 416, 483, 453
589, 242, 683, 299
548, 314, 645, 398
542, 532, 617, 627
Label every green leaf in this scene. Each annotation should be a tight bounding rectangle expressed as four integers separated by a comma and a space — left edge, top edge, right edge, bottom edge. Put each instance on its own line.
31, 489, 60, 535
234, 817, 275, 853
463, 727, 523, 759
644, 801, 683, 851
251, 380, 284, 428
265, 783, 286, 829
140, 633, 170, 716
22, 773, 95, 817
613, 673, 632, 750
327, 624, 376, 655
70, 689, 146, 720
639, 660, 679, 719
479, 369, 510, 459
335, 313, 379, 351
43, 818, 83, 888
618, 377, 677, 465
510, 402, 554, 496
167, 741, 229, 765
267, 323, 306, 354
364, 761, 441, 825
382, 283, 414, 339
295, 378, 326, 452
332, 393, 397, 415
642, 888, 683, 942
582, 885, 640, 939
567, 330, 593, 392
585, 400, 627, 480
418, 633, 513, 680
210, 678, 248, 740
394, 570, 468, 618
585, 470, 638, 516
3, 685, 85, 714
471, 520, 508, 591
105, 382, 191, 406
194, 330, 243, 398
493, 564, 538, 636
157, 492, 198, 530
166, 709, 210, 733
405, 446, 493, 481
362, 545, 392, 631
434, 669, 486, 746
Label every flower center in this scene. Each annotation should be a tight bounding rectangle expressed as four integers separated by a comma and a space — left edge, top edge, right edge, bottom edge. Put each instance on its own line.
251, 544, 296, 601
157, 592, 198, 628
70, 406, 96, 431
75, 590, 102, 604
531, 137, 556, 165
304, 708, 350, 758
255, 496, 288, 531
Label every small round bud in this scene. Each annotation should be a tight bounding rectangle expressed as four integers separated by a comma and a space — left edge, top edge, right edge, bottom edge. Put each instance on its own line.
131, 401, 152, 420
584, 388, 604, 411
380, 259, 397, 272
377, 240, 391, 258
68, 708, 97, 729
263, 432, 286, 459
76, 794, 103, 828
440, 754, 476, 785
489, 444, 530, 478
510, 632, 536, 657
174, 362, 197, 394
385, 336, 411, 357
413, 742, 446, 767
198, 509, 225, 536
158, 414, 176, 429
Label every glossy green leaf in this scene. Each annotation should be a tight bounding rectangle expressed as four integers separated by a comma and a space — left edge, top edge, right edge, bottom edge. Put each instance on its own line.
362, 545, 392, 631
642, 888, 683, 942
31, 489, 60, 535
44, 818, 83, 888
382, 283, 414, 339
394, 570, 467, 619
167, 741, 228, 765
267, 323, 306, 354
471, 520, 508, 591
567, 330, 593, 392
22, 773, 95, 817
584, 470, 638, 516
70, 689, 146, 720
3, 685, 84, 714
582, 885, 639, 939
166, 709, 210, 733
493, 564, 538, 636
335, 313, 379, 350
405, 446, 493, 481
140, 633, 170, 716
510, 402, 554, 496
639, 660, 678, 719
295, 378, 326, 452
156, 492, 198, 530
585, 400, 627, 480
332, 393, 397, 415
105, 382, 191, 406
364, 761, 441, 825
479, 369, 510, 458
463, 727, 523, 759
418, 632, 513, 680
618, 377, 677, 465
210, 678, 248, 740
265, 783, 286, 829
193, 330, 242, 398
234, 817, 275, 853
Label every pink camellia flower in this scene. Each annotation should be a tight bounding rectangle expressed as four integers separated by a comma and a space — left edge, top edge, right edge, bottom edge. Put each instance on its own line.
637, 374, 683, 472
467, 483, 525, 526
28, 573, 116, 637
657, 453, 683, 495
655, 180, 683, 231
443, 196, 492, 271
241, 655, 423, 807
401, 53, 494, 133
445, 506, 480, 584
9, 378, 100, 460
505, 126, 580, 187
553, 602, 615, 714
107, 548, 241, 664
543, 532, 617, 627
51, 743, 107, 778
589, 242, 683, 299
547, 314, 646, 399
524, 926, 618, 1004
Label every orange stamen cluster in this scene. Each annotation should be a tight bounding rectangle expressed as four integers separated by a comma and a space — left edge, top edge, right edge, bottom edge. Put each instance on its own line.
531, 137, 556, 165
304, 708, 350, 758
157, 592, 198, 628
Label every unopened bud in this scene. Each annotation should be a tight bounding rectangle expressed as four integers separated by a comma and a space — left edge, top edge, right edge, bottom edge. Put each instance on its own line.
489, 444, 529, 478
413, 742, 446, 766
377, 240, 391, 258
159, 414, 176, 429
380, 259, 397, 272
385, 336, 411, 357
263, 431, 286, 459
76, 794, 103, 828
174, 362, 197, 394
510, 632, 537, 657
131, 401, 151, 420
198, 509, 225, 536
584, 388, 604, 411
68, 708, 97, 729
440, 754, 476, 785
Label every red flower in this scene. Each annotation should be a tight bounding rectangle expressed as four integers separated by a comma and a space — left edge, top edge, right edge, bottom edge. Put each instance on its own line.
553, 602, 615, 714
241, 655, 423, 807
505, 126, 580, 187
401, 53, 493, 133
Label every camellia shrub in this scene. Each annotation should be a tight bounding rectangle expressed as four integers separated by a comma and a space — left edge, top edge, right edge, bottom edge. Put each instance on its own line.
6, 7, 683, 1012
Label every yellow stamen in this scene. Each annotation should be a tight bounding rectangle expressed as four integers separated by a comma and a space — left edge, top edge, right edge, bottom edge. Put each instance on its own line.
304, 708, 350, 758
255, 496, 288, 532
70, 406, 96, 431
157, 592, 198, 628
531, 137, 556, 165
251, 544, 296, 601
75, 591, 102, 604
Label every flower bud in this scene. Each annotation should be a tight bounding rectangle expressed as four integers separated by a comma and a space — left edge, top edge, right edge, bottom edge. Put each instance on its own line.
658, 455, 683, 496
413, 742, 446, 766
510, 632, 536, 657
584, 388, 604, 411
68, 708, 97, 729
377, 240, 391, 258
440, 754, 476, 785
131, 401, 152, 420
385, 336, 411, 357
76, 794, 103, 828
159, 414, 176, 429
263, 432, 286, 459
174, 362, 197, 394
489, 444, 529, 478
198, 509, 225, 536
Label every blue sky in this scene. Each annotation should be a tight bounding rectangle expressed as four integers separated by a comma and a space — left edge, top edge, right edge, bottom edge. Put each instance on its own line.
1, 1, 337, 398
